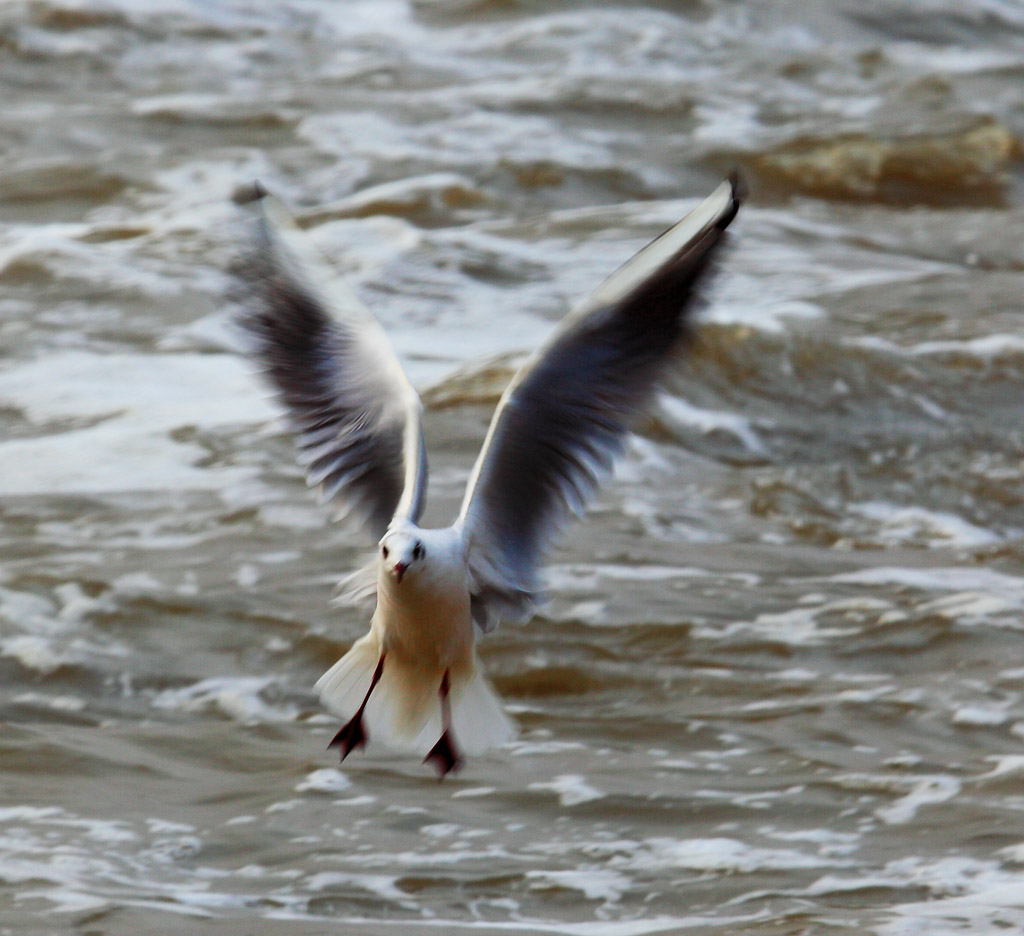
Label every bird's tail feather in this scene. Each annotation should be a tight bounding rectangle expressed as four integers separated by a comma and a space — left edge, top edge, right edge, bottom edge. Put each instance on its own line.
450, 662, 517, 757
315, 636, 515, 758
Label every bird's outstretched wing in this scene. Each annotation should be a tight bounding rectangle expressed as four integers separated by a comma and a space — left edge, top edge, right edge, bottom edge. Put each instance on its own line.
236, 189, 427, 540
458, 177, 742, 631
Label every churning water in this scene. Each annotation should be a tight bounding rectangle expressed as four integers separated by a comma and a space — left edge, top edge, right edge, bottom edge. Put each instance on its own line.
2, 1, 1024, 933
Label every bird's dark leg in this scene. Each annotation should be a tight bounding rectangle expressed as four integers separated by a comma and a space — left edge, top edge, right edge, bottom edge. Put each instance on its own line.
328, 653, 385, 761
424, 669, 463, 778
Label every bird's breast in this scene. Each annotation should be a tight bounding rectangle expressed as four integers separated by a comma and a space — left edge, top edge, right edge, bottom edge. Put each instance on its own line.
374, 578, 474, 670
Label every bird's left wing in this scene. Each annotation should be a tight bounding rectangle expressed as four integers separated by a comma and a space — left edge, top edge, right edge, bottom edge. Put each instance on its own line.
236, 189, 427, 541
458, 177, 741, 631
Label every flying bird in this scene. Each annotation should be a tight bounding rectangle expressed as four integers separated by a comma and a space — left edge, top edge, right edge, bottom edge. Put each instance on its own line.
237, 177, 741, 776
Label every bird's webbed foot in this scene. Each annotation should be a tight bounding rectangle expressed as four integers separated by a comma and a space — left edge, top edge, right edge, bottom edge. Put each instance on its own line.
328, 714, 367, 761
424, 730, 462, 778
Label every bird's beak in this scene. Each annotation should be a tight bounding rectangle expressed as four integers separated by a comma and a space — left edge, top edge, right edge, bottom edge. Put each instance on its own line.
394, 561, 408, 584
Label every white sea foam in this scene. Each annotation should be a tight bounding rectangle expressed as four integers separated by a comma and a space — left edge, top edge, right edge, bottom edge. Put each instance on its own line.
508, 739, 589, 757
0, 351, 276, 495
614, 836, 840, 873
261, 911, 766, 934
872, 856, 1024, 935
0, 222, 169, 294
695, 597, 888, 646
451, 787, 495, 799
835, 565, 1024, 602
525, 869, 631, 903
875, 776, 963, 826
528, 774, 605, 807
550, 563, 715, 592
952, 706, 1008, 727
0, 587, 59, 632
305, 871, 413, 905
915, 334, 1024, 359
848, 502, 1001, 548
12, 692, 86, 712
0, 583, 130, 673
833, 772, 963, 826
0, 635, 67, 674
856, 333, 1024, 365
703, 207, 954, 334
0, 801, 269, 919
763, 827, 862, 858
887, 44, 1024, 75
151, 676, 298, 723
979, 755, 1024, 780
295, 769, 352, 794
918, 592, 1012, 621
658, 395, 767, 454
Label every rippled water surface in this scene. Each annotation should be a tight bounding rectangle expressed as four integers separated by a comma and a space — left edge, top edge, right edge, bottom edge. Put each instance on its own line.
3, 1, 1024, 933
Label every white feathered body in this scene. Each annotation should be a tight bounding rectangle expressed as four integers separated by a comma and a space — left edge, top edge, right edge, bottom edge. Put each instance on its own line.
315, 525, 515, 757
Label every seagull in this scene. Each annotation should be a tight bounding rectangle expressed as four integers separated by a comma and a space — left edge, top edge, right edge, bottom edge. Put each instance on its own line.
236, 176, 741, 776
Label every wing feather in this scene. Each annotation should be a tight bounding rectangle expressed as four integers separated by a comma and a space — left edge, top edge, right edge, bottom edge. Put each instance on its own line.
236, 189, 427, 540
459, 177, 742, 630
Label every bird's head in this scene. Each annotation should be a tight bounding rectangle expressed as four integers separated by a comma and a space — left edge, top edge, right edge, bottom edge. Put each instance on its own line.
379, 526, 429, 586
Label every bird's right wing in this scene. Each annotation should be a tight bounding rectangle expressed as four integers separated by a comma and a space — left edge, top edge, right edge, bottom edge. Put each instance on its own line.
236, 189, 427, 541
458, 177, 741, 631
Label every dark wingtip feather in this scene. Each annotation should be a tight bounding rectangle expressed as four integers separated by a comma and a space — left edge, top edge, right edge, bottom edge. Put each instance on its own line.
232, 179, 271, 206
720, 171, 745, 229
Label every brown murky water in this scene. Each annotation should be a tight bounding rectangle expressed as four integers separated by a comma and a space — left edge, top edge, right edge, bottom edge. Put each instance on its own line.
2, 1, 1024, 933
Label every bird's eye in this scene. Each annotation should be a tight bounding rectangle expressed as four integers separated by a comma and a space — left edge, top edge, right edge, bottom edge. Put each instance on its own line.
381, 545, 389, 559
412, 543, 423, 560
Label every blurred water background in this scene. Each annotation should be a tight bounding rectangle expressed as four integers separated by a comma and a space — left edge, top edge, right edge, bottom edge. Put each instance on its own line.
3, 1, 1024, 933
